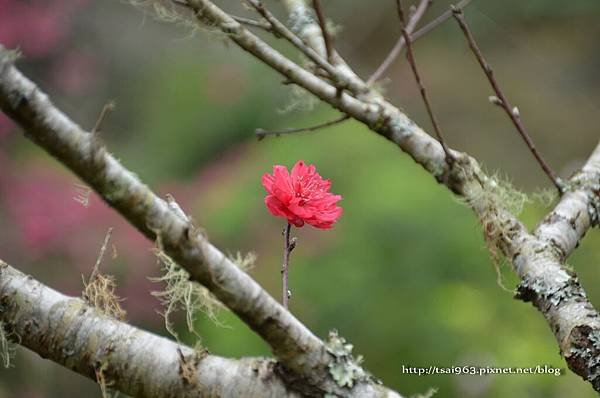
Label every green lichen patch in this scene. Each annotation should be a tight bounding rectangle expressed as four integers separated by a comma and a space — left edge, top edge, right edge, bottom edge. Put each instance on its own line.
150, 248, 223, 341
325, 330, 369, 389
0, 320, 16, 368
230, 251, 257, 273
515, 275, 587, 309
128, 0, 199, 32
587, 189, 600, 228
0, 47, 21, 64
566, 326, 600, 389
564, 172, 600, 228
532, 187, 559, 208
454, 162, 529, 290
280, 84, 320, 115
410, 387, 438, 398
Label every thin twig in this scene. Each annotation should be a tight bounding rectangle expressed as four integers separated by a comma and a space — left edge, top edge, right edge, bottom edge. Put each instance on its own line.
171, 0, 189, 8
178, 0, 273, 34
311, 0, 334, 64
256, 115, 349, 140
243, 0, 348, 90
91, 101, 115, 135
368, 0, 430, 85
452, 6, 563, 191
90, 228, 113, 282
413, 0, 473, 41
397, 0, 453, 164
368, 0, 474, 85
281, 223, 295, 309
231, 15, 271, 31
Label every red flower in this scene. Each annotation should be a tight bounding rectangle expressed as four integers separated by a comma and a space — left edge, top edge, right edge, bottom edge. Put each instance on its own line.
262, 161, 343, 229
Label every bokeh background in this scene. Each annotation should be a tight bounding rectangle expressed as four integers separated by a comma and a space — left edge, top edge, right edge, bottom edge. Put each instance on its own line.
1, 0, 600, 397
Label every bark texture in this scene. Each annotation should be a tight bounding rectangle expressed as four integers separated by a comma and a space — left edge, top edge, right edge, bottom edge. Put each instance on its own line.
0, 260, 300, 398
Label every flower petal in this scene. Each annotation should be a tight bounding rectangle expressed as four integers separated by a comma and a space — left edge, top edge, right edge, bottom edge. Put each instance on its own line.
262, 161, 342, 229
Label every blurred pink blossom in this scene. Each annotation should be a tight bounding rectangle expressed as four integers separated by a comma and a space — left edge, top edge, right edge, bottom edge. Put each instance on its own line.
0, 0, 91, 137
51, 49, 100, 95
2, 164, 95, 254
0, 0, 87, 58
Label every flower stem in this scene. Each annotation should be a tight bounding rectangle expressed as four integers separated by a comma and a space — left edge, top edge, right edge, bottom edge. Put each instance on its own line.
282, 223, 293, 309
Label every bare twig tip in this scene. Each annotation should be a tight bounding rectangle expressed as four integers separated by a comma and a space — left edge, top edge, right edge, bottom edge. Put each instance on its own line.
453, 6, 562, 191
92, 101, 115, 135
254, 115, 349, 141
311, 0, 335, 63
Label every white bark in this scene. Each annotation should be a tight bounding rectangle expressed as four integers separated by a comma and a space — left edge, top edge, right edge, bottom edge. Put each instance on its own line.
0, 260, 300, 398
278, 0, 368, 93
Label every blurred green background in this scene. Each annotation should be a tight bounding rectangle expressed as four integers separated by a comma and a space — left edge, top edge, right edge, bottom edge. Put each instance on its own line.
1, 0, 600, 397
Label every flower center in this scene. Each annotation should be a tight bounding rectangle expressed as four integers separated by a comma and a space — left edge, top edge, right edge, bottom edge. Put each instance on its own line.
295, 190, 308, 206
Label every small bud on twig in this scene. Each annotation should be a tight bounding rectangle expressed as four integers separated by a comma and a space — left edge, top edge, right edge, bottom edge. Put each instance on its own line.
289, 237, 297, 252
488, 95, 502, 106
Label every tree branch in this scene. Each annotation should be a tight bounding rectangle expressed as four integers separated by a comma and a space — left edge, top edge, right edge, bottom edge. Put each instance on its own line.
4, 0, 600, 390
512, 143, 600, 388
368, 0, 474, 84
451, 7, 562, 192
0, 260, 300, 398
367, 0, 431, 85
256, 114, 349, 140
231, 15, 272, 31
168, 1, 600, 390
310, 0, 334, 64
396, 0, 453, 164
243, 0, 354, 92
0, 45, 400, 398
278, 0, 372, 98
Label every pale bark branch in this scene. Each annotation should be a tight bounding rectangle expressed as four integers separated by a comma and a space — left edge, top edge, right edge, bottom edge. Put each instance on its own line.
176, 1, 600, 390
244, 0, 348, 90
0, 260, 300, 398
508, 144, 600, 388
279, 0, 372, 98
0, 46, 400, 397
310, 0, 334, 64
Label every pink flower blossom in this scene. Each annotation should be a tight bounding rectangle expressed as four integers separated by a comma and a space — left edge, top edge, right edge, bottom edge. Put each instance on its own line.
262, 160, 342, 229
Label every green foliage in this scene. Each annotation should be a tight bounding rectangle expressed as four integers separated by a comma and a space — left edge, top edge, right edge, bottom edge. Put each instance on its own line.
326, 330, 367, 388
